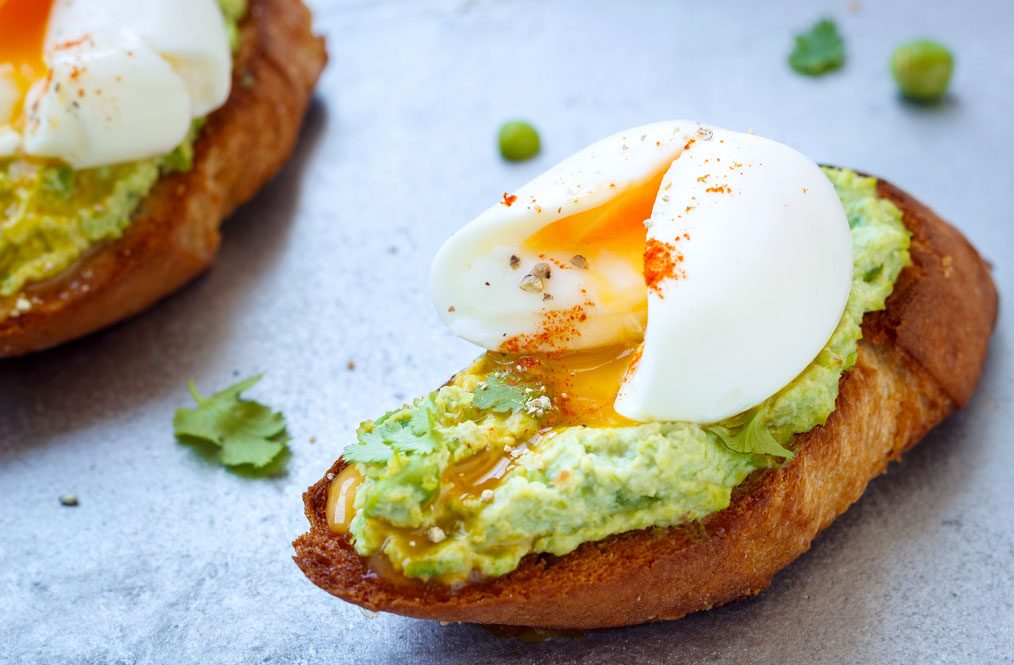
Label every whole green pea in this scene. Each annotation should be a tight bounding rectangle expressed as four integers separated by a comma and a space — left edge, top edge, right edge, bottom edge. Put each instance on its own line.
891, 40, 954, 102
498, 121, 541, 162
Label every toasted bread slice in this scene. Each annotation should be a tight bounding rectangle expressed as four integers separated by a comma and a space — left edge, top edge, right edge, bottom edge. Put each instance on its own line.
293, 177, 998, 629
0, 0, 326, 357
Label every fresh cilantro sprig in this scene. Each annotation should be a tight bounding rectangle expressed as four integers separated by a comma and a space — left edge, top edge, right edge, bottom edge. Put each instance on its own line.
173, 375, 290, 469
789, 19, 845, 76
472, 373, 527, 413
342, 397, 437, 464
706, 409, 794, 460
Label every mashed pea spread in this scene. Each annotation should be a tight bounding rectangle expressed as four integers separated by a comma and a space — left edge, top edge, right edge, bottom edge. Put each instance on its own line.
0, 0, 246, 298
338, 168, 910, 585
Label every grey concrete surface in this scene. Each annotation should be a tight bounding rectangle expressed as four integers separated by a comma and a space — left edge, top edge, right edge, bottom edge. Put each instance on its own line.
2, 0, 1012, 663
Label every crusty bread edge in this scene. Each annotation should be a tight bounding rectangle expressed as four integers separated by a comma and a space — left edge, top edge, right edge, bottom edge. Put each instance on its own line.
292, 180, 997, 629
0, 0, 327, 357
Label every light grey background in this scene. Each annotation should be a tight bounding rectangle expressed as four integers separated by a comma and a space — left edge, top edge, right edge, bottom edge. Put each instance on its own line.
2, 0, 1011, 663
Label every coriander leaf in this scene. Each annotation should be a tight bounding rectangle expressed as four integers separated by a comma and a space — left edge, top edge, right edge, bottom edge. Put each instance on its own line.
789, 18, 845, 76
342, 398, 438, 465
342, 439, 393, 464
173, 375, 290, 469
472, 373, 526, 413
706, 409, 794, 459
408, 399, 433, 436
386, 426, 433, 455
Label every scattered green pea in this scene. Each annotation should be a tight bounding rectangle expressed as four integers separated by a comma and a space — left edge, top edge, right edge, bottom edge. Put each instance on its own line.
891, 40, 954, 102
498, 121, 541, 162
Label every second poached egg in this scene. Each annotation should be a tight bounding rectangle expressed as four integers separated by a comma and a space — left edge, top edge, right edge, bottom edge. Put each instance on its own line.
0, 0, 232, 169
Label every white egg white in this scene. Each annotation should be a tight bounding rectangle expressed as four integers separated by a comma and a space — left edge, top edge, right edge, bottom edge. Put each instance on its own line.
614, 127, 853, 423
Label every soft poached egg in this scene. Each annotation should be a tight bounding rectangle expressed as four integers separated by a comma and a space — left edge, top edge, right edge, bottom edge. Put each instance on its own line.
0, 0, 232, 168
431, 121, 853, 424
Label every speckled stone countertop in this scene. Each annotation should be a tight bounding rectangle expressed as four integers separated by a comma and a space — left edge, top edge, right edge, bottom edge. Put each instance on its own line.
2, 1, 1011, 663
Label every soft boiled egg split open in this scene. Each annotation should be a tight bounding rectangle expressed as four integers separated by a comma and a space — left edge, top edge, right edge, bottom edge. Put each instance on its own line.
0, 0, 231, 168
431, 121, 853, 424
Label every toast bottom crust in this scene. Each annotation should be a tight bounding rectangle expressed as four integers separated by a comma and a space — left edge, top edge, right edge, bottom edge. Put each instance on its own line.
0, 0, 327, 357
293, 178, 997, 629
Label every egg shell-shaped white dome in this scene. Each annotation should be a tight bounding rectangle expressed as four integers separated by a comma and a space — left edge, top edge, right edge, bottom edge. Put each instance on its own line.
614, 128, 853, 423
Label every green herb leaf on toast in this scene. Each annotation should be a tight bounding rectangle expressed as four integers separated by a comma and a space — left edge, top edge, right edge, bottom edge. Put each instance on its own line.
707, 409, 794, 459
342, 438, 394, 464
472, 373, 527, 413
343, 397, 438, 464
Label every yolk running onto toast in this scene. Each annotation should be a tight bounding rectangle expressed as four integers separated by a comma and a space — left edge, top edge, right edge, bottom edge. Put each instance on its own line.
326, 465, 364, 534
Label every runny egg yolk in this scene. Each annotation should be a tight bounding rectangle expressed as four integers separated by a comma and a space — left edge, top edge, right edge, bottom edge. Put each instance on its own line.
484, 345, 638, 427
0, 0, 55, 125
525, 167, 664, 273
500, 165, 669, 428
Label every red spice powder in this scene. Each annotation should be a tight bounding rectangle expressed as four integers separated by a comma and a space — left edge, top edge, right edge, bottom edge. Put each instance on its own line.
499, 305, 590, 353
705, 184, 731, 194
54, 36, 90, 52
501, 192, 517, 207
512, 356, 540, 372
644, 238, 685, 297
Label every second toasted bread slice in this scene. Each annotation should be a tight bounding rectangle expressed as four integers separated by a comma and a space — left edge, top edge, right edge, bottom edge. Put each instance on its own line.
0, 0, 327, 357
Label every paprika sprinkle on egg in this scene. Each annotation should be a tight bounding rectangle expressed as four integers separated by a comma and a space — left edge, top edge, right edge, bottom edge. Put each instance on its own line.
643, 238, 685, 297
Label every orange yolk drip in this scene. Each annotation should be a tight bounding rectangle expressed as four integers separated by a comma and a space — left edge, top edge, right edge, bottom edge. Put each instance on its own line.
327, 464, 442, 583
0, 0, 54, 125
486, 345, 638, 428
443, 442, 525, 497
326, 465, 364, 533
533, 345, 639, 427
328, 440, 530, 584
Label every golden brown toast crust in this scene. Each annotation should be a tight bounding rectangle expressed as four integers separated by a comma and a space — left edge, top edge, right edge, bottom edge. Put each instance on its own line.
0, 0, 327, 357
292, 177, 998, 629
